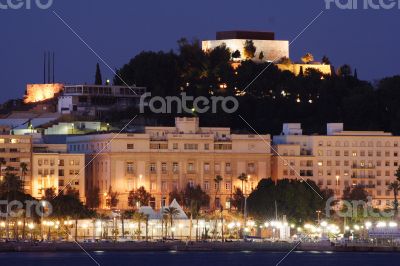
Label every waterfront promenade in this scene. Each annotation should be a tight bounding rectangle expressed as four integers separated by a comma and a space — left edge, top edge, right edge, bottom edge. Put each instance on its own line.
1, 241, 400, 253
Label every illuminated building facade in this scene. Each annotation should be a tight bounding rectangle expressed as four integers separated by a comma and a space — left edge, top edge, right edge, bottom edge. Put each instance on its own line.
272, 123, 400, 208
67, 117, 271, 209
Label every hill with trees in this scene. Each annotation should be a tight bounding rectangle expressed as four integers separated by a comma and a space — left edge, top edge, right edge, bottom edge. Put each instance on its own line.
111, 39, 400, 135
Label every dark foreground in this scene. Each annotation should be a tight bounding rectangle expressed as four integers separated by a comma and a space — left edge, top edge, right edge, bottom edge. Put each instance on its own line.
0, 250, 399, 266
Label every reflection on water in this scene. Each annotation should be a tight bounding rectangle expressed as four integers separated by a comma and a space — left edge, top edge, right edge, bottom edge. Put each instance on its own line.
0, 251, 398, 266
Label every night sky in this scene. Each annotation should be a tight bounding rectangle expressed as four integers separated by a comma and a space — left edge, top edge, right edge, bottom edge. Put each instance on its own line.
1, 0, 399, 103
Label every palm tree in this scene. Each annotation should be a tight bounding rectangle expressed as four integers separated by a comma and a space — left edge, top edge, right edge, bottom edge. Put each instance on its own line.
121, 210, 134, 239
396, 166, 400, 182
214, 175, 223, 209
19, 162, 28, 191
0, 158, 5, 182
163, 207, 180, 239
237, 173, 248, 193
388, 181, 400, 216
133, 212, 147, 240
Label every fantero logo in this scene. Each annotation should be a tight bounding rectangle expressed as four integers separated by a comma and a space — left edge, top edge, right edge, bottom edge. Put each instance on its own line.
325, 0, 400, 10
140, 92, 239, 114
0, 0, 53, 10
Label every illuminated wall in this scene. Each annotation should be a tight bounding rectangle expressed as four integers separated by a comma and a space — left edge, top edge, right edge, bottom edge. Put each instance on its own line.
24, 83, 64, 103
276, 63, 332, 76
202, 39, 289, 62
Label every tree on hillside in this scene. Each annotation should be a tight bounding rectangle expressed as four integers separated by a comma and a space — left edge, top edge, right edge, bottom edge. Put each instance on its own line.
95, 63, 103, 85
232, 50, 241, 60
301, 53, 314, 64
243, 40, 256, 59
337, 64, 352, 77
321, 55, 331, 65
258, 51, 265, 61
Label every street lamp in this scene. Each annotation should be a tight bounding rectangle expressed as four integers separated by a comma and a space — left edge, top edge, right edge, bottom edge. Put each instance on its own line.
316, 210, 322, 225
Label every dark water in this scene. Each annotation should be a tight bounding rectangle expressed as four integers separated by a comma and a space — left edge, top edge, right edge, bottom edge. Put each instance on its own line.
0, 251, 399, 266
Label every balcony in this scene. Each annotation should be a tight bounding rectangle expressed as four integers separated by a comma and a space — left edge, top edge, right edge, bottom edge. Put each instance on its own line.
351, 174, 375, 179
353, 184, 376, 189
351, 164, 375, 169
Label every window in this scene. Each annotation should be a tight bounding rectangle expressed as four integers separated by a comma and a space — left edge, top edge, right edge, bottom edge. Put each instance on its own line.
161, 181, 167, 191
161, 162, 167, 173
283, 170, 288, 175
188, 180, 194, 187
188, 163, 194, 172
69, 169, 79, 175
150, 143, 168, 150
225, 182, 231, 191
204, 181, 209, 191
204, 163, 210, 172
225, 163, 231, 173
204, 144, 209, 150
184, 144, 198, 150
150, 163, 156, 173
58, 169, 64, 176
127, 143, 134, 150
214, 144, 232, 150
173, 143, 178, 150
127, 162, 134, 173
173, 162, 179, 173
248, 163, 255, 173
59, 159, 64, 166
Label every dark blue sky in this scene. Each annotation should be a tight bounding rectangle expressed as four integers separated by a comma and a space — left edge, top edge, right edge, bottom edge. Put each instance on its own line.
1, 0, 399, 102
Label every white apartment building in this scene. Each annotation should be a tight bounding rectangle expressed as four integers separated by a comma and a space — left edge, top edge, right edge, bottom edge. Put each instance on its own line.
272, 123, 400, 208
67, 117, 271, 210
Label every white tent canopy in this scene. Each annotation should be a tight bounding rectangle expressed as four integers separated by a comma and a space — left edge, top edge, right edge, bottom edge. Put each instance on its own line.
138, 199, 188, 220
167, 199, 188, 220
